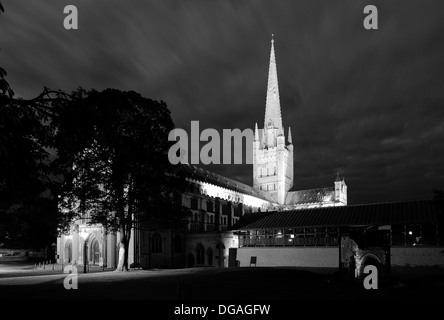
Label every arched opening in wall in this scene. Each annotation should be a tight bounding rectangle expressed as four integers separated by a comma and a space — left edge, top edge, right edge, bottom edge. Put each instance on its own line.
187, 253, 195, 268
215, 243, 226, 268
89, 237, 100, 265
359, 253, 383, 278
196, 243, 205, 265
64, 240, 72, 263
206, 247, 213, 266
152, 233, 162, 254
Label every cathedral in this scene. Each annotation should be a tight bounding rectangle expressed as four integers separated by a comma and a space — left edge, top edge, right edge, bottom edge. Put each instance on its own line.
253, 36, 347, 208
56, 37, 347, 269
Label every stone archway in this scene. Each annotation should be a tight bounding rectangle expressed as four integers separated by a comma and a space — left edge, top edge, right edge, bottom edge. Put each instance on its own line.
64, 240, 72, 263
358, 253, 383, 277
84, 233, 102, 266
89, 237, 100, 265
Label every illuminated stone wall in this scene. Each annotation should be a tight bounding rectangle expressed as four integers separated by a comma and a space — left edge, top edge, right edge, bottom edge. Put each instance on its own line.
236, 247, 338, 268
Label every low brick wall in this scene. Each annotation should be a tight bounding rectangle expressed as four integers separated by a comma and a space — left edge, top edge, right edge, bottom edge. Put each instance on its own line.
0, 249, 46, 260
236, 247, 339, 268
234, 247, 444, 275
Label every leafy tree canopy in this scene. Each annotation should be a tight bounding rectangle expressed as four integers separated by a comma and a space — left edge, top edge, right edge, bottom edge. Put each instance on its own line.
55, 89, 188, 270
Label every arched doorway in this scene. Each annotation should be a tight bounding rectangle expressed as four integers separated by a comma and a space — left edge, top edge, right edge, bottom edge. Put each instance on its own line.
89, 237, 100, 265
215, 243, 225, 267
206, 247, 213, 266
196, 243, 205, 265
187, 253, 195, 268
64, 240, 72, 263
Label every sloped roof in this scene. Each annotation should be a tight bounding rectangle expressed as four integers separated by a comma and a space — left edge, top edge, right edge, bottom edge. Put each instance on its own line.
285, 187, 335, 205
180, 164, 276, 203
231, 200, 442, 230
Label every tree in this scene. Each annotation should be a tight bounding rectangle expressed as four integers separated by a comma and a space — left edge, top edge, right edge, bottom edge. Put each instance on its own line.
0, 3, 65, 251
56, 89, 187, 271
0, 88, 67, 249
0, 1, 14, 98
0, 66, 14, 98
0, 103, 48, 248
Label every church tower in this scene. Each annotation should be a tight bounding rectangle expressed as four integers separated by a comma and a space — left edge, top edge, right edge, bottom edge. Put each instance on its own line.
253, 36, 293, 204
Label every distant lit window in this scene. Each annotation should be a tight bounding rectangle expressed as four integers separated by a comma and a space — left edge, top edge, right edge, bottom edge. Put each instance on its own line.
406, 224, 421, 246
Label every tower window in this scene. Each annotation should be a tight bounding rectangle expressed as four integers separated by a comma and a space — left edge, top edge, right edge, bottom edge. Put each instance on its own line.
207, 200, 214, 212
190, 198, 198, 210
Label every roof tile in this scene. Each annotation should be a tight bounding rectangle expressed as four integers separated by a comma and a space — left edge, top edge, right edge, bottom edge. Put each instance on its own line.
232, 200, 442, 230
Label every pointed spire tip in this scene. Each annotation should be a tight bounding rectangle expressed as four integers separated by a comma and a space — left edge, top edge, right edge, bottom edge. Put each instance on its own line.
335, 172, 341, 182
288, 127, 292, 144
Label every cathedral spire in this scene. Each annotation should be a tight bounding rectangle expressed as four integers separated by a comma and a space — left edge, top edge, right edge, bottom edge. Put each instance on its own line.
264, 34, 283, 132
254, 122, 259, 141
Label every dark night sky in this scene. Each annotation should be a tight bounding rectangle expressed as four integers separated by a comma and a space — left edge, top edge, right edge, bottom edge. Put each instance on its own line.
1, 0, 444, 205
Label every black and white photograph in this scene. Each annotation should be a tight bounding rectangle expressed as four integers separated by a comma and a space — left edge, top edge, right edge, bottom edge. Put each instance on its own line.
1, 0, 444, 313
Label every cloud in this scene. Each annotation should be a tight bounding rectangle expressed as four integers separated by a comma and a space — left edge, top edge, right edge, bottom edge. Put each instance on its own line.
1, 0, 443, 204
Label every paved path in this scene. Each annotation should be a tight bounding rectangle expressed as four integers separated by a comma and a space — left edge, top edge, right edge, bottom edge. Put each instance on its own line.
1, 263, 444, 300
